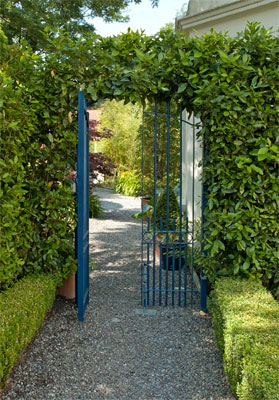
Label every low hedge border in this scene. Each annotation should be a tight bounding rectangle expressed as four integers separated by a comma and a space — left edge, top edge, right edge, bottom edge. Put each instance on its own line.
209, 277, 279, 399
0, 273, 57, 388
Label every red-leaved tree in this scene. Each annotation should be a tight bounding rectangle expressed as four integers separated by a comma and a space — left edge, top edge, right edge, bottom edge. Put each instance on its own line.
88, 118, 115, 187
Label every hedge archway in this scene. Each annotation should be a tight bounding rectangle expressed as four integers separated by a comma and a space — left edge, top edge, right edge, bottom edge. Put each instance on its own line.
1, 23, 278, 294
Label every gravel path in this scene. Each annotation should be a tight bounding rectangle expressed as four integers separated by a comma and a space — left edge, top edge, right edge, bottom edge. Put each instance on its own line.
2, 188, 234, 400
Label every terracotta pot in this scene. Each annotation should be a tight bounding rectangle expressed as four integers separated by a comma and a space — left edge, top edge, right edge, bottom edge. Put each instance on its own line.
58, 273, 76, 299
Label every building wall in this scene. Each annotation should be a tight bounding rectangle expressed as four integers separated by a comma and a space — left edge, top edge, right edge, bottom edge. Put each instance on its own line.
176, 0, 279, 37
182, 112, 203, 221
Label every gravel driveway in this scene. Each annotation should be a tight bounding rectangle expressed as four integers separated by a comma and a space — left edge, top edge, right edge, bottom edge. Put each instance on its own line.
2, 188, 234, 400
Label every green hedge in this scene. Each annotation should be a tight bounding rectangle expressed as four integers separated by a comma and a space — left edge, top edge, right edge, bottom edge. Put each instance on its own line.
0, 34, 77, 290
1, 24, 278, 293
0, 274, 57, 388
209, 278, 279, 399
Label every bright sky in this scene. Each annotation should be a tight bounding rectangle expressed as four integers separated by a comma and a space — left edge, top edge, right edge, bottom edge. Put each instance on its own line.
92, 0, 189, 37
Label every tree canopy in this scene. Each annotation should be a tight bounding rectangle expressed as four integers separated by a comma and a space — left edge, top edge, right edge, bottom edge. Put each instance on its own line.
0, 0, 159, 50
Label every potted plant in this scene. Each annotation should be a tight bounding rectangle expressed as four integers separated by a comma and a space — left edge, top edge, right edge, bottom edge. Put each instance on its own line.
154, 186, 185, 270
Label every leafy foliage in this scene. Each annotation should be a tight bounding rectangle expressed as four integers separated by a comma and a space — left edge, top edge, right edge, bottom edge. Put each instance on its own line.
0, 0, 158, 51
114, 170, 142, 196
141, 99, 181, 195
155, 186, 179, 231
88, 118, 115, 187
99, 99, 142, 173
209, 278, 279, 399
89, 194, 103, 218
0, 23, 278, 295
197, 25, 279, 295
0, 38, 77, 290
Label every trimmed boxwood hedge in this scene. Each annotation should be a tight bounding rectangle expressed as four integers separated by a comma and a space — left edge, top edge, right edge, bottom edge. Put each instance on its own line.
209, 278, 279, 399
0, 274, 57, 388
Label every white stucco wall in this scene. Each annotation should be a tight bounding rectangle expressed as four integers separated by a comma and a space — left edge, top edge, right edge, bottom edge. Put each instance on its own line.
182, 112, 203, 221
176, 0, 279, 37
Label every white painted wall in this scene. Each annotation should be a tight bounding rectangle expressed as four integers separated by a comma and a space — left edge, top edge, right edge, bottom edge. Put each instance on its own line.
176, 0, 279, 37
182, 111, 203, 222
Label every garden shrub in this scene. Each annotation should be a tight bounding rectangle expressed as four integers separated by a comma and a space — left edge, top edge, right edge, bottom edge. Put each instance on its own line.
0, 274, 57, 387
196, 25, 279, 296
209, 278, 279, 399
155, 186, 179, 231
89, 193, 103, 218
0, 37, 77, 289
114, 170, 142, 196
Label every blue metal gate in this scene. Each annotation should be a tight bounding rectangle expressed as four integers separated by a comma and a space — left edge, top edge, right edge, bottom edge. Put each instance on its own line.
141, 98, 207, 310
76, 91, 89, 322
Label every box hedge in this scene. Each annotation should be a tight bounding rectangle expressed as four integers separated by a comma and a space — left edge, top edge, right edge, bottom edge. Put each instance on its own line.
209, 278, 279, 399
0, 274, 57, 388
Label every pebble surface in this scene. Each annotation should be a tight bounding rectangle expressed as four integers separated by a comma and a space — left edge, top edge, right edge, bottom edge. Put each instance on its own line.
1, 188, 235, 400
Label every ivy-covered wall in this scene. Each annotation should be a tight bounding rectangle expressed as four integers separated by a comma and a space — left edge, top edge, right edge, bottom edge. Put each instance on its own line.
1, 23, 278, 295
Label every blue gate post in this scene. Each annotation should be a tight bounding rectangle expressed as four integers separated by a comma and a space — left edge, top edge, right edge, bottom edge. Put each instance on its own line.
200, 139, 208, 312
76, 90, 90, 322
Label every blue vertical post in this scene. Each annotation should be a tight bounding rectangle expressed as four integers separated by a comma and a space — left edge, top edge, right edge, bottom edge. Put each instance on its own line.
141, 106, 146, 306
200, 137, 207, 312
165, 99, 171, 306
191, 116, 195, 306
76, 90, 89, 322
178, 105, 183, 306
152, 97, 158, 306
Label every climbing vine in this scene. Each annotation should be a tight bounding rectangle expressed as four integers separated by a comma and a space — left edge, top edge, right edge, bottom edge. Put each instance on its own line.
1, 23, 278, 294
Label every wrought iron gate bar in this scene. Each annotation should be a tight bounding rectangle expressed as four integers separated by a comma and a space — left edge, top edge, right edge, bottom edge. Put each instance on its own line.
143, 111, 201, 128
179, 105, 183, 306
141, 96, 206, 309
152, 97, 158, 306
143, 288, 200, 294
190, 116, 196, 305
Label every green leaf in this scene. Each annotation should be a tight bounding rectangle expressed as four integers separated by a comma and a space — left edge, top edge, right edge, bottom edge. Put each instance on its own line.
177, 83, 187, 94
158, 52, 164, 63
242, 258, 250, 270
258, 147, 268, 155
9, 122, 19, 129
251, 165, 263, 175
242, 53, 249, 64
114, 88, 123, 95
48, 133, 54, 143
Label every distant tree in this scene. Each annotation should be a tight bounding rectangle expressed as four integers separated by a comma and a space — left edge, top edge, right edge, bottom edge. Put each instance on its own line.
89, 118, 115, 186
99, 99, 142, 172
0, 0, 159, 51
140, 99, 181, 192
